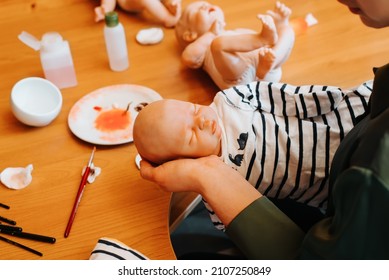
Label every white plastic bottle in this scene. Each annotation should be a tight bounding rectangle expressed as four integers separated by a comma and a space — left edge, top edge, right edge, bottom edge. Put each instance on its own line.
104, 11, 129, 71
40, 32, 78, 89
18, 31, 78, 89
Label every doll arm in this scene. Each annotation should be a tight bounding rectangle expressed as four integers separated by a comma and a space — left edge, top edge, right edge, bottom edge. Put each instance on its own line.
180, 19, 224, 68
181, 32, 216, 69
95, 0, 117, 22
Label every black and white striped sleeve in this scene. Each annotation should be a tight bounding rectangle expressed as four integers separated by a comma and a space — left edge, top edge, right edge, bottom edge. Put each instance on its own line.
89, 237, 148, 260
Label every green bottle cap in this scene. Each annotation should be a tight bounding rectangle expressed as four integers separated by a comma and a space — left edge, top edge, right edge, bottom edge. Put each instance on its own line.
105, 11, 119, 27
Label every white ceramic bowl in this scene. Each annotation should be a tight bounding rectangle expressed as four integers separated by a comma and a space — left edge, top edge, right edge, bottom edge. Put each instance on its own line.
11, 77, 62, 127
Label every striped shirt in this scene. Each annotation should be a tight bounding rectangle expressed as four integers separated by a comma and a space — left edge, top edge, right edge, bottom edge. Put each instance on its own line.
207, 80, 371, 230
90, 238, 148, 260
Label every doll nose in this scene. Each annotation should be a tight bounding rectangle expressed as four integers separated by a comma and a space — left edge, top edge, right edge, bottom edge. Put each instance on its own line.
195, 115, 205, 130
194, 107, 214, 131
196, 116, 214, 131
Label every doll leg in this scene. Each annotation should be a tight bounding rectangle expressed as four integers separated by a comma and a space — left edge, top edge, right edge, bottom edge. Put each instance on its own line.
140, 0, 181, 28
116, 0, 181, 27
265, 1, 295, 68
256, 47, 276, 80
266, 1, 292, 29
257, 14, 278, 46
255, 2, 294, 81
161, 0, 181, 16
211, 15, 277, 81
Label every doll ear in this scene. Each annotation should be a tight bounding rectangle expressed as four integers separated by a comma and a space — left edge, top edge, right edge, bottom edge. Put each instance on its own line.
182, 30, 198, 42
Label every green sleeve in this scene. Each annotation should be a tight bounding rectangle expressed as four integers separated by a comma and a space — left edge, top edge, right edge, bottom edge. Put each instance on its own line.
301, 167, 389, 259
226, 197, 305, 259
226, 167, 389, 260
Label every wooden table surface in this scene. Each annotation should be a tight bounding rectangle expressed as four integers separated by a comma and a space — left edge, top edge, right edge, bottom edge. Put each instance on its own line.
0, 0, 388, 260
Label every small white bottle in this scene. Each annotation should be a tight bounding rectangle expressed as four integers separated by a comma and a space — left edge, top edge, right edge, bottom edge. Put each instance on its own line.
40, 32, 78, 89
18, 31, 78, 89
104, 11, 129, 71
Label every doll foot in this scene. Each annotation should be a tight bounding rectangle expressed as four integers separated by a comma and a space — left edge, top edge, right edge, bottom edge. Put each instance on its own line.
257, 14, 278, 45
267, 1, 291, 26
274, 1, 291, 19
256, 47, 276, 79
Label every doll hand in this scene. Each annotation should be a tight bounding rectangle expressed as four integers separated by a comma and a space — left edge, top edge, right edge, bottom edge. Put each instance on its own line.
210, 19, 225, 35
94, 6, 105, 22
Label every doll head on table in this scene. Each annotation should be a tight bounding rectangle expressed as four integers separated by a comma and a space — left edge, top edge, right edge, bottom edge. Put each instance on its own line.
133, 99, 222, 165
95, 0, 182, 28
175, 1, 225, 47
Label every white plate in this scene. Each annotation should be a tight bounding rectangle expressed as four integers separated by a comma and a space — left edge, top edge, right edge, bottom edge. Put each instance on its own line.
68, 84, 162, 145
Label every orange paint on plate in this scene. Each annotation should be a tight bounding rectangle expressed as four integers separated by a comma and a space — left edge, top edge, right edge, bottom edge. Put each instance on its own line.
94, 108, 131, 132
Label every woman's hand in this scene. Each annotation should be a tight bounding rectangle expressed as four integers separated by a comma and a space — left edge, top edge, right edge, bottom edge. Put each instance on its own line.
139, 155, 223, 193
140, 155, 261, 226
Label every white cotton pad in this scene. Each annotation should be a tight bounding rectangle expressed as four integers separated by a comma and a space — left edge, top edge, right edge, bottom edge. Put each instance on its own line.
136, 27, 164, 45
135, 154, 142, 170
81, 163, 101, 184
0, 164, 33, 190
305, 13, 318, 27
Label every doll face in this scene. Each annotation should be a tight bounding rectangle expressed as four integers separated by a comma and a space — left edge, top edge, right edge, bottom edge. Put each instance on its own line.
133, 99, 222, 164
337, 0, 389, 28
183, 1, 224, 36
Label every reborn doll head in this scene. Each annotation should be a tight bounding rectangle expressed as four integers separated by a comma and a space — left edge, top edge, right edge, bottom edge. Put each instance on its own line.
175, 1, 225, 47
133, 99, 222, 164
